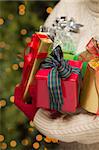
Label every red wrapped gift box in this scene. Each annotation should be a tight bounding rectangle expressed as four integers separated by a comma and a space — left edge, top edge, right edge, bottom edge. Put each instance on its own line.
21, 32, 52, 101
14, 85, 37, 120
30, 60, 83, 113
14, 32, 52, 120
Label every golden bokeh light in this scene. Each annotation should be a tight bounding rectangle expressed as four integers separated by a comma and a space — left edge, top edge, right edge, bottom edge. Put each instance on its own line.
0, 135, 4, 142
21, 139, 29, 146
12, 64, 19, 70
0, 142, 7, 149
44, 137, 52, 143
19, 4, 25, 10
20, 29, 27, 35
10, 140, 17, 147
0, 18, 4, 25
33, 142, 40, 149
10, 96, 14, 103
36, 134, 43, 142
25, 37, 31, 43
0, 100, 6, 107
51, 138, 58, 143
46, 7, 53, 14
19, 10, 25, 15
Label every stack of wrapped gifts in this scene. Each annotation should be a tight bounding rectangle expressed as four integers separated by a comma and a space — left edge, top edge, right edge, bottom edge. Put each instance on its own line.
14, 17, 99, 120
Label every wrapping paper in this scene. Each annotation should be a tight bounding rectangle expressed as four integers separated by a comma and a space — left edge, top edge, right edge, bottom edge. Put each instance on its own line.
86, 38, 99, 55
63, 53, 78, 60
14, 85, 37, 120
64, 53, 88, 78
30, 60, 82, 113
16, 32, 52, 102
14, 32, 53, 119
78, 38, 99, 62
80, 58, 99, 114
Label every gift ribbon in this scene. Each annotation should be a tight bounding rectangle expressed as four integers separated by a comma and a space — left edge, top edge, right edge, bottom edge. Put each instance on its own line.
41, 45, 81, 111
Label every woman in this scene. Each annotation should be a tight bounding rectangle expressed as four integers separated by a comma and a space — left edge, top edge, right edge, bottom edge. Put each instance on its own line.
33, 0, 99, 149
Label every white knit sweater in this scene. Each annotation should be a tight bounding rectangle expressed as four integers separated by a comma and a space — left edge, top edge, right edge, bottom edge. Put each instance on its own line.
33, 0, 99, 149
34, 109, 99, 149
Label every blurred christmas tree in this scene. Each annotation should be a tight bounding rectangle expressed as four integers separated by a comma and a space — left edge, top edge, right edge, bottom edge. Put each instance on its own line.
0, 1, 59, 149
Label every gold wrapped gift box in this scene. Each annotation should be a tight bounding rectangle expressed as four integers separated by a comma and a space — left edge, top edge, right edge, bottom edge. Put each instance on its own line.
80, 58, 99, 114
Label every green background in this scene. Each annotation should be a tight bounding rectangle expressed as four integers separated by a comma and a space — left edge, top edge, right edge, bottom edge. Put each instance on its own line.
0, 1, 59, 149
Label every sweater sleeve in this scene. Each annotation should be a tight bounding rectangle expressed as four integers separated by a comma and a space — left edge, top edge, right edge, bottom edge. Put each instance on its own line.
44, 0, 68, 27
34, 109, 99, 145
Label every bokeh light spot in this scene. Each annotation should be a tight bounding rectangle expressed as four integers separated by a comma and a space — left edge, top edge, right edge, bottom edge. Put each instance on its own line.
10, 96, 14, 103
0, 100, 6, 107
20, 29, 27, 35
25, 37, 31, 43
36, 134, 43, 142
19, 10, 25, 15
46, 7, 53, 14
10, 140, 17, 147
0, 142, 7, 149
33, 142, 40, 149
51, 138, 58, 143
44, 137, 52, 143
12, 64, 19, 70
0, 135, 4, 142
19, 4, 25, 10
0, 18, 4, 25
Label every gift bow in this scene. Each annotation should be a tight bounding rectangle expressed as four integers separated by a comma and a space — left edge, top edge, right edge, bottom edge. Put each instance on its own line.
86, 38, 99, 55
41, 45, 81, 111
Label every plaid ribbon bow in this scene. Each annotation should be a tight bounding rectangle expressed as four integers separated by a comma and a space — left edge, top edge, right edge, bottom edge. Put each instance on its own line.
41, 45, 81, 111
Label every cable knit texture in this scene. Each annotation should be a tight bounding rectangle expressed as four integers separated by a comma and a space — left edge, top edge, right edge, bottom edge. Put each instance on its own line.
33, 0, 99, 149
34, 109, 99, 149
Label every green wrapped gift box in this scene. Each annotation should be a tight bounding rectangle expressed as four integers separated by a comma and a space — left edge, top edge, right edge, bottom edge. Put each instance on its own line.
64, 53, 88, 78
63, 53, 78, 60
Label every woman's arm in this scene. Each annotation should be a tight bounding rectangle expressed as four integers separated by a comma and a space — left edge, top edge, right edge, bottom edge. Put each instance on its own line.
33, 0, 99, 146
34, 108, 99, 144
